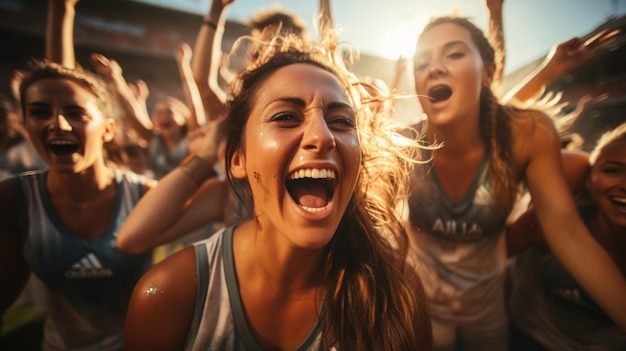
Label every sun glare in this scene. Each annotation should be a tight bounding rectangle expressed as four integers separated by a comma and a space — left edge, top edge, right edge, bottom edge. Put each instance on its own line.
377, 15, 430, 60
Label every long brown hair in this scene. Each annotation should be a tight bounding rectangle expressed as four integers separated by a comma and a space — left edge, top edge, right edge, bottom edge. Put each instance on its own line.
223, 30, 432, 350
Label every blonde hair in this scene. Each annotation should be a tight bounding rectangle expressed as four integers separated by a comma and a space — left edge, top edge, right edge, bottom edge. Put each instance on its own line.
589, 122, 626, 166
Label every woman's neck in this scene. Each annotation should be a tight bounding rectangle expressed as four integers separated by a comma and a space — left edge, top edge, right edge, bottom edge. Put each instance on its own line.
47, 161, 115, 202
427, 123, 483, 157
236, 221, 327, 295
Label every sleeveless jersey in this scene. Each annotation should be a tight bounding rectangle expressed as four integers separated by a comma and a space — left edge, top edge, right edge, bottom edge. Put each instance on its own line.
407, 155, 510, 322
185, 227, 323, 351
11, 169, 153, 351
509, 207, 626, 350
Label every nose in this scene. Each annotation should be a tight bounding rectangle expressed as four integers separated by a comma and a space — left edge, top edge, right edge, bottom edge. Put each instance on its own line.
302, 114, 336, 153
49, 112, 72, 132
428, 58, 446, 77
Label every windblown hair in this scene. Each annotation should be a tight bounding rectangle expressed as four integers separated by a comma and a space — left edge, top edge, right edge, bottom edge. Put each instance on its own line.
17, 59, 127, 167
420, 16, 520, 215
589, 121, 626, 166
223, 29, 432, 350
245, 6, 308, 39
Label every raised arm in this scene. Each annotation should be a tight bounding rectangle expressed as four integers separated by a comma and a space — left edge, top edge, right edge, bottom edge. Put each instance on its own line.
175, 42, 207, 131
117, 118, 226, 254
89, 53, 154, 142
191, 0, 235, 120
46, 0, 79, 67
506, 149, 590, 257
503, 29, 621, 104
521, 111, 626, 330
486, 0, 505, 86
319, 0, 332, 27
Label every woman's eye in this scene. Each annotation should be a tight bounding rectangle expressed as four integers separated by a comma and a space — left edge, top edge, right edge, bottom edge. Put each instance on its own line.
602, 167, 622, 175
65, 110, 89, 120
447, 51, 465, 60
414, 59, 428, 71
28, 108, 51, 120
328, 116, 356, 130
270, 112, 300, 124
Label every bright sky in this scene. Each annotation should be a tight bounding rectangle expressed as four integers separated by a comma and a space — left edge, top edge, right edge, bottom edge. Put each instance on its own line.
223, 0, 626, 75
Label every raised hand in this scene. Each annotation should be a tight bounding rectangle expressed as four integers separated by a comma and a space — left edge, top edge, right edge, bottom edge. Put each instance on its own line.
544, 29, 621, 77
187, 115, 225, 164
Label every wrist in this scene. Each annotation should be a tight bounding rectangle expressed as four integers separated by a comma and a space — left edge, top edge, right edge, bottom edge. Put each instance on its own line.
179, 154, 218, 187
202, 19, 218, 30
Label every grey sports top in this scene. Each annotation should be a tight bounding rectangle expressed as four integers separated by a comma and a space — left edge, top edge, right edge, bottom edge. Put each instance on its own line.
184, 227, 324, 351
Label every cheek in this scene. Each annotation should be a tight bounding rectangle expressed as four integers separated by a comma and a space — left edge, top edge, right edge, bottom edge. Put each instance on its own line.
588, 175, 611, 197
338, 133, 361, 170
413, 71, 427, 92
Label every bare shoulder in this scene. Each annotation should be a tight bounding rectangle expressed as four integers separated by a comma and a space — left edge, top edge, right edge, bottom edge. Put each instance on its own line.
125, 246, 199, 350
510, 108, 559, 140
561, 149, 591, 193
510, 108, 561, 166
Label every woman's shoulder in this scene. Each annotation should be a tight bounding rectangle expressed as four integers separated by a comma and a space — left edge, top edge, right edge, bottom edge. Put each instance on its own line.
509, 108, 561, 155
125, 246, 199, 349
509, 107, 557, 134
130, 246, 198, 317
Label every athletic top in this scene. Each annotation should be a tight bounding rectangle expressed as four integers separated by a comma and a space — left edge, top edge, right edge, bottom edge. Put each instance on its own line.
148, 135, 188, 179
408, 154, 508, 242
185, 227, 324, 351
407, 154, 510, 322
508, 207, 626, 350
11, 169, 153, 351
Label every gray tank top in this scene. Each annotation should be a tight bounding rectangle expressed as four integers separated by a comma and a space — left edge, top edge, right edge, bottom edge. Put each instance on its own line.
185, 227, 323, 350
408, 155, 508, 242
406, 155, 510, 322
11, 169, 152, 350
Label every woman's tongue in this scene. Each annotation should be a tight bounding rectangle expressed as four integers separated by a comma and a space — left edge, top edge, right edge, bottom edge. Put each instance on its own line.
291, 182, 328, 208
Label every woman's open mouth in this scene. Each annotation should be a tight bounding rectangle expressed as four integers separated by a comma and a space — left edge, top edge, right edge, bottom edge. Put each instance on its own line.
286, 168, 337, 214
48, 140, 80, 156
428, 85, 452, 103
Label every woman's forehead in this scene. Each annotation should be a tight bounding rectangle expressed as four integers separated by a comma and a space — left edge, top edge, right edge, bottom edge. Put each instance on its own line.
254, 63, 350, 103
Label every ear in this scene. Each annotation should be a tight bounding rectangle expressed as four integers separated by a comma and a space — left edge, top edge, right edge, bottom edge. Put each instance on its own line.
482, 62, 496, 87
103, 118, 116, 143
230, 148, 247, 179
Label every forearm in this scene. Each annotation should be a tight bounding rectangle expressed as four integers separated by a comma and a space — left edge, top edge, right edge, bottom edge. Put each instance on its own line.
46, 0, 76, 67
501, 62, 560, 104
117, 155, 221, 254
109, 75, 153, 140
486, 0, 505, 85
319, 0, 332, 27
177, 46, 206, 129
191, 1, 229, 118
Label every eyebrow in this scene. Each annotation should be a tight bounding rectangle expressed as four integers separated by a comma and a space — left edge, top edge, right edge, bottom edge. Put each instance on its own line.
278, 97, 353, 112
415, 40, 468, 56
442, 40, 467, 50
